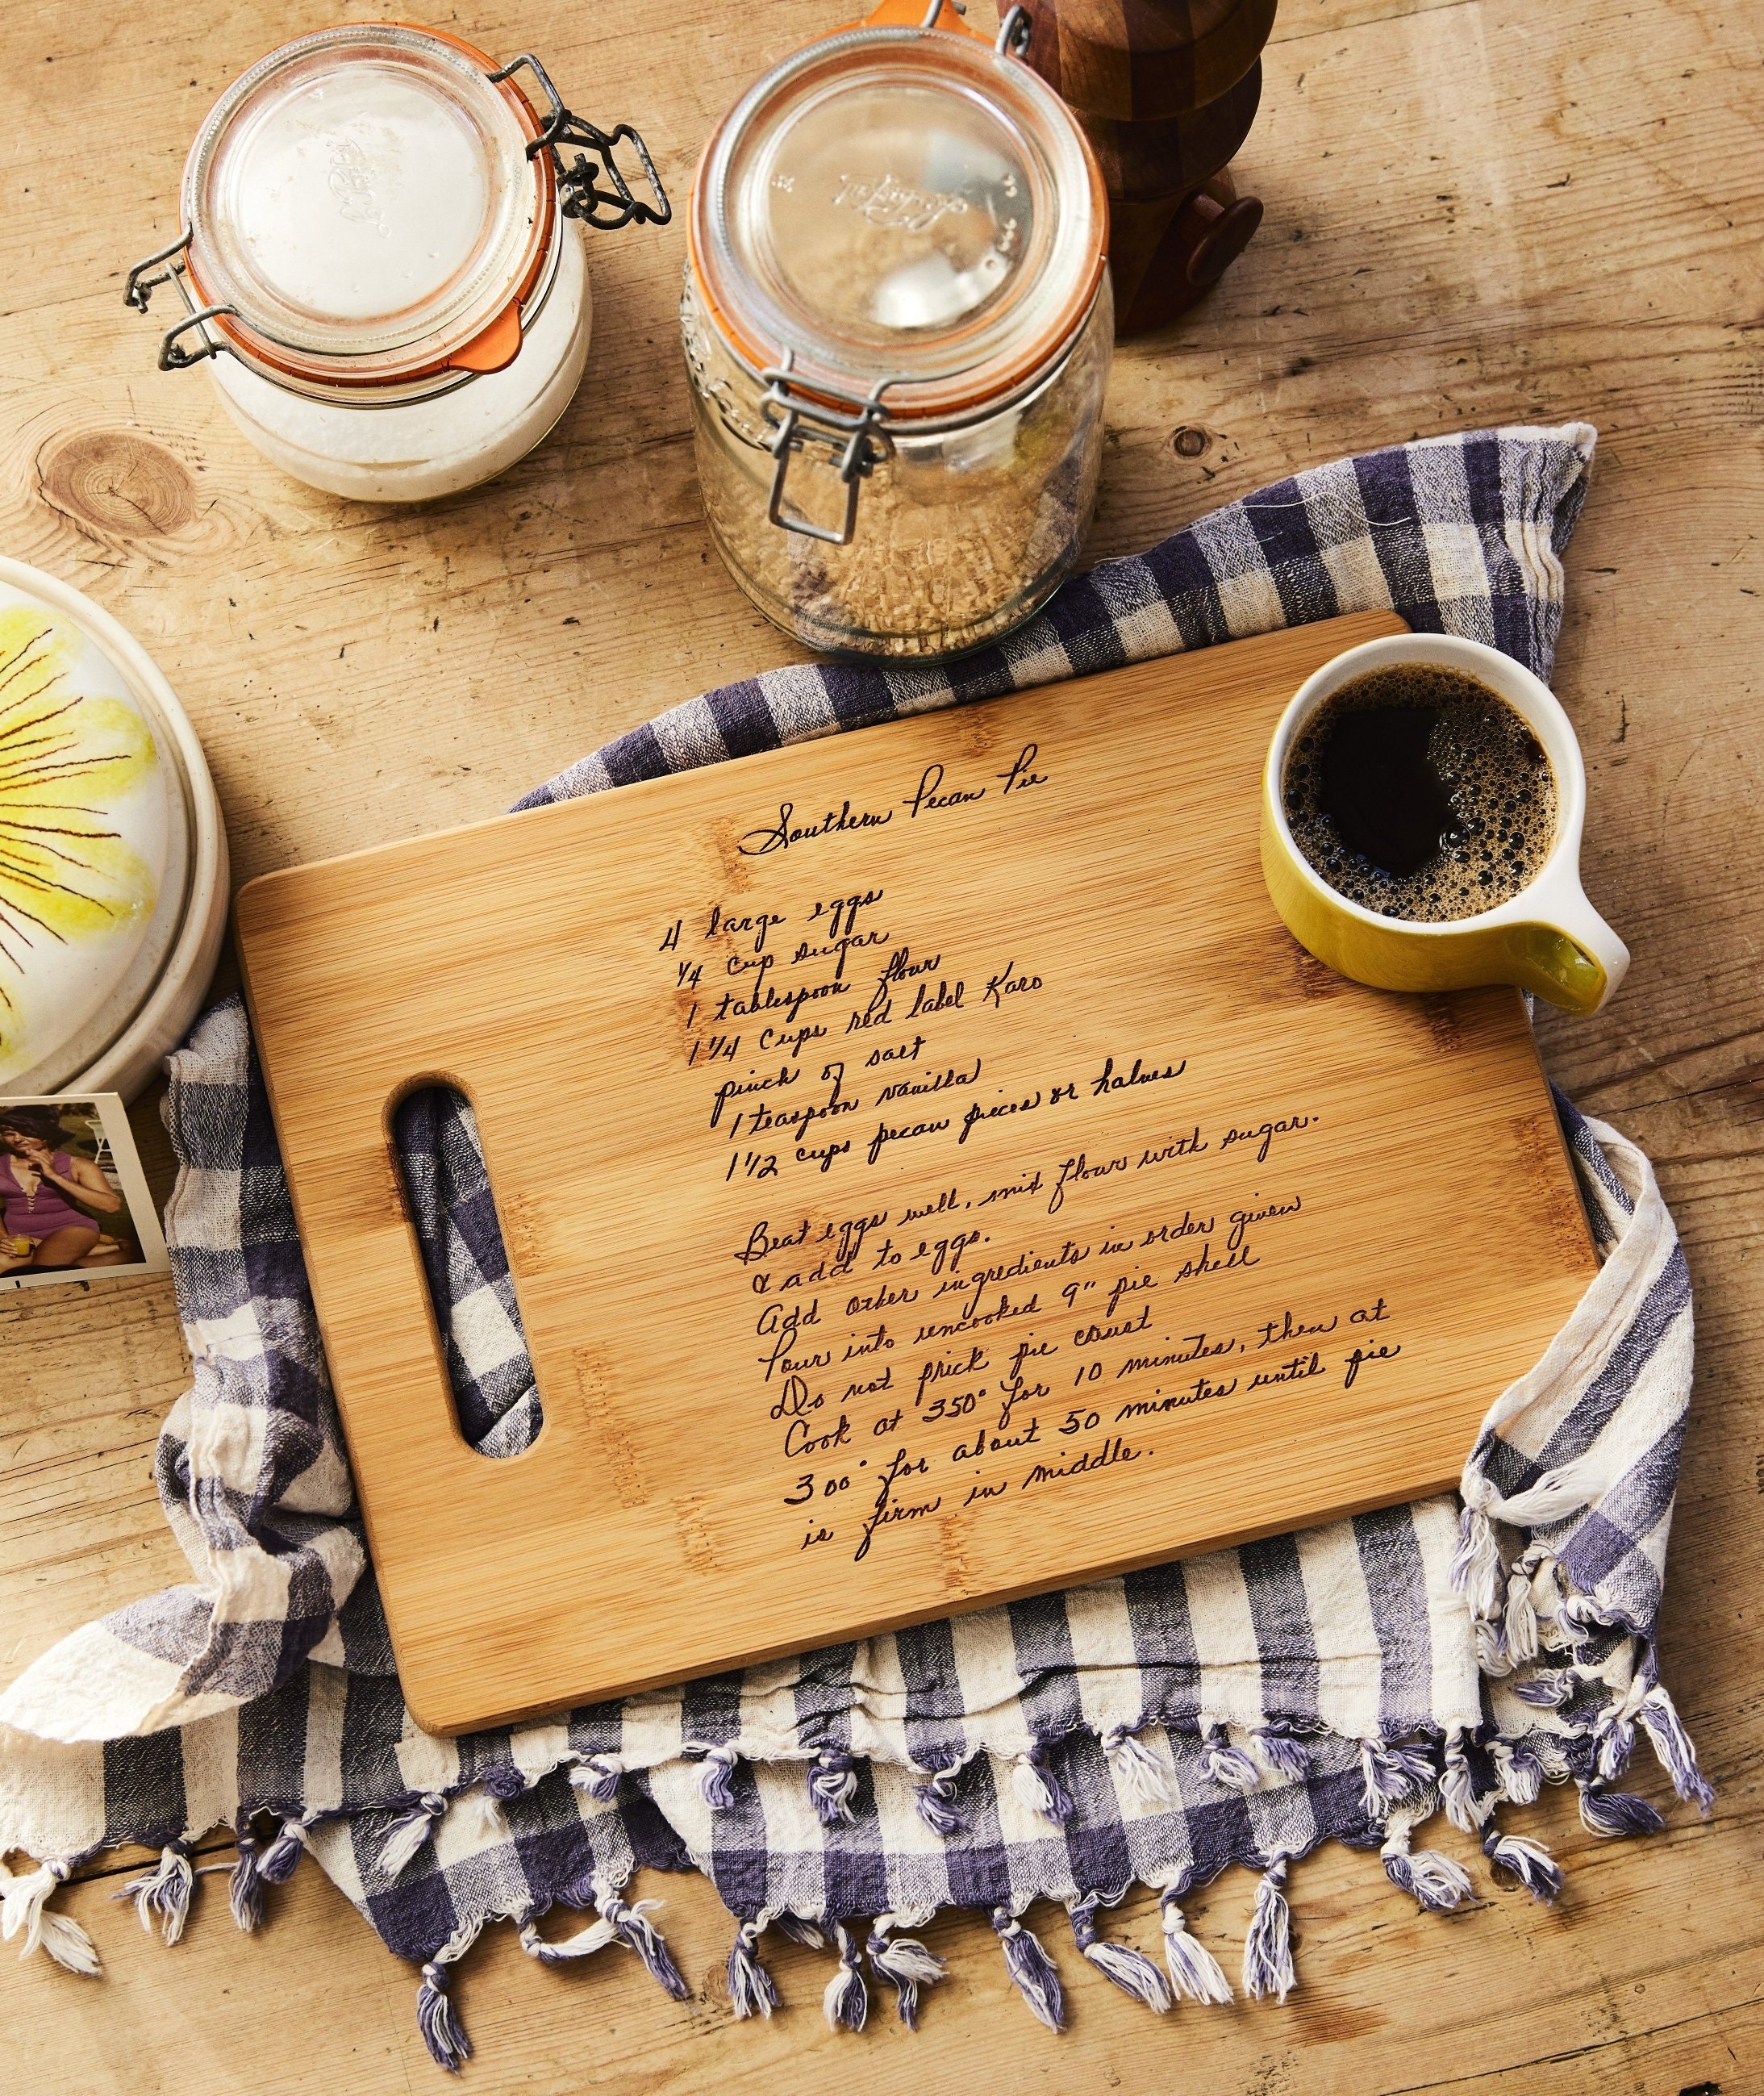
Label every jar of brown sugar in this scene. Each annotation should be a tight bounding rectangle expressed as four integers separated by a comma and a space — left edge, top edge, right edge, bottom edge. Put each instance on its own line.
682, 1, 1112, 661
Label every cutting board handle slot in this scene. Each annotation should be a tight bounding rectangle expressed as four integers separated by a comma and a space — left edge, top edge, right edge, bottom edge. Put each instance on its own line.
386, 1075, 541, 1461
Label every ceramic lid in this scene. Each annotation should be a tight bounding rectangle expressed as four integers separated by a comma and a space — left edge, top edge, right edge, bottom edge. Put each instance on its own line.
689, 11, 1107, 419
0, 562, 224, 1098
181, 23, 555, 385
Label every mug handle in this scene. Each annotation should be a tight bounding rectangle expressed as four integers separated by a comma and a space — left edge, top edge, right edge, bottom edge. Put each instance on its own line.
1503, 886, 1630, 1015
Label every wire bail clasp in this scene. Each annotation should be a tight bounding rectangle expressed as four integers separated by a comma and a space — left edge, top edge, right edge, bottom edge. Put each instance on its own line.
123, 223, 238, 370
489, 53, 671, 231
995, 6, 1032, 56
760, 353, 899, 547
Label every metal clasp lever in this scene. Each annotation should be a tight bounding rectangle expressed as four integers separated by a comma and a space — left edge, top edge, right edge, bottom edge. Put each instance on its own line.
123, 227, 192, 313
123, 223, 237, 370
760, 355, 897, 547
995, 5, 1032, 56
489, 53, 672, 230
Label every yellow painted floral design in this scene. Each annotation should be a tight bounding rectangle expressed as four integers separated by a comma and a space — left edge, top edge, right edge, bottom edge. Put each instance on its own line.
0, 603, 157, 1058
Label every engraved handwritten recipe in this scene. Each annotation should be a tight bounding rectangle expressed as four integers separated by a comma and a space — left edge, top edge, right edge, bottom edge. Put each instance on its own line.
657, 737, 1403, 1570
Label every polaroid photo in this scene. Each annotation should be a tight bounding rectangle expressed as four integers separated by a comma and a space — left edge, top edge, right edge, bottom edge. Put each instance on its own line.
0, 1094, 169, 1290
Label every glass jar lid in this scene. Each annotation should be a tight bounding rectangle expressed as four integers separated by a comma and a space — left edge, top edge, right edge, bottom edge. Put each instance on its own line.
690, 7, 1107, 421
181, 23, 555, 386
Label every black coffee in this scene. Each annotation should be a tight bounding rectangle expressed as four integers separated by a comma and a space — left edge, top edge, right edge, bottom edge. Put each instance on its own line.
1283, 665, 1556, 922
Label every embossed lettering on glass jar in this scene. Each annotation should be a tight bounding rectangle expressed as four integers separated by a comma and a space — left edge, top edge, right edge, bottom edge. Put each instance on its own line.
682, 2, 1111, 660
126, 23, 668, 503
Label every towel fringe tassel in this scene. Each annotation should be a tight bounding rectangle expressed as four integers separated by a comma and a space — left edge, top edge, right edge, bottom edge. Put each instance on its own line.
1595, 1709, 1636, 1785
119, 1843, 194, 1946
1578, 1781, 1666, 1839
417, 1958, 471, 2072
1476, 1616, 1512, 1676
1491, 1736, 1545, 1807
1201, 1724, 1261, 1796
1254, 1726, 1313, 1783
866, 1915, 945, 2028
377, 1793, 448, 1879
1242, 1854, 1295, 2002
727, 1919, 779, 2019
992, 1906, 1065, 2031
1360, 1737, 1435, 1817
227, 1830, 265, 1933
1157, 1890, 1232, 2004
456, 1790, 510, 1851
696, 1744, 740, 1812
259, 1815, 309, 1883
1011, 1744, 1074, 1824
1512, 1669, 1576, 1709
1441, 1735, 1489, 1833
913, 1764, 966, 1838
1380, 1815, 1473, 1912
821, 1919, 868, 2032
1483, 1825, 1564, 1901
599, 1882, 691, 1998
1637, 1684, 1716, 1814
1102, 1726, 1176, 1809
1070, 1896, 1170, 2012
1504, 1568, 1541, 1667
808, 1748, 859, 1827
0, 1858, 99, 1975
1451, 1501, 1503, 1622
569, 1752, 625, 1805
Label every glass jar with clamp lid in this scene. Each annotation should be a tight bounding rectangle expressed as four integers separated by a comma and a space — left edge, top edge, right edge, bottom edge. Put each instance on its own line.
126, 22, 669, 502
682, 1, 1112, 659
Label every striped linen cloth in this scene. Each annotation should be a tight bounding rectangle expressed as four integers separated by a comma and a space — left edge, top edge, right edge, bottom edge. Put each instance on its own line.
0, 423, 1711, 2069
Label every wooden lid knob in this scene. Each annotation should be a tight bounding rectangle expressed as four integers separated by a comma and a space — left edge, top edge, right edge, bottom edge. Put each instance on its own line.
1111, 169, 1263, 333
1179, 188, 1264, 285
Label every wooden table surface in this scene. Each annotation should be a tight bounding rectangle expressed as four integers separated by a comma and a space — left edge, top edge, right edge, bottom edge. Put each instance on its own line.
2, 1, 1760, 2090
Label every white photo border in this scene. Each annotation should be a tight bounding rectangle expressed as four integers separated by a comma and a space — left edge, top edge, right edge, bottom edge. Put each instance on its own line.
0, 1092, 170, 1290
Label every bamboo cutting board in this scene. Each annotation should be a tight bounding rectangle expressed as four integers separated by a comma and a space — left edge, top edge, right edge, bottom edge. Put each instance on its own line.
236, 612, 1597, 1735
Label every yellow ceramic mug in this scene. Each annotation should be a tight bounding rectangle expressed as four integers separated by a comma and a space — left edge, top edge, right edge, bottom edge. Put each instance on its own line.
1260, 634, 1629, 1015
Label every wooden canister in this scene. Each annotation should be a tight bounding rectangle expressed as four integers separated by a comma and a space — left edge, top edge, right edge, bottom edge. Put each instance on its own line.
1020, 0, 1274, 119
1074, 56, 1261, 198
1015, 0, 1274, 333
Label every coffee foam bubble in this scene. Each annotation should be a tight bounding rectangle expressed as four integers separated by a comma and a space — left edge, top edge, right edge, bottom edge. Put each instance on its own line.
1283, 664, 1558, 924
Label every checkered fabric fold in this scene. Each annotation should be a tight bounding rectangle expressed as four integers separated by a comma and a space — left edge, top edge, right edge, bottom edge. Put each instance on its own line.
0, 423, 1712, 2068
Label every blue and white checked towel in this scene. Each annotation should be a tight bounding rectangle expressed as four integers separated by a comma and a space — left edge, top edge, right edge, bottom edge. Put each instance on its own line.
0, 422, 1711, 2067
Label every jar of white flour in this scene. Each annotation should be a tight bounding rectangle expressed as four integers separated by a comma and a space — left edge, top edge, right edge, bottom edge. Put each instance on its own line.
127, 22, 668, 502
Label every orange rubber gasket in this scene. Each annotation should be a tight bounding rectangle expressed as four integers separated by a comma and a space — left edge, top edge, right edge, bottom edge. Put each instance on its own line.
183, 21, 557, 390
685, 6, 1107, 424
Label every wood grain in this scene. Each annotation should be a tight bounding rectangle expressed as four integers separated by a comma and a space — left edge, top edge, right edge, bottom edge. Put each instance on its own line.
235, 615, 1593, 1731
2, 0, 1761, 2085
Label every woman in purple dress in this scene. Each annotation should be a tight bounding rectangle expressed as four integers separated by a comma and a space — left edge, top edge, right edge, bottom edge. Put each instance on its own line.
0, 1109, 123, 1271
